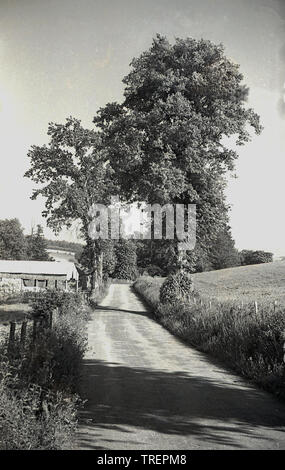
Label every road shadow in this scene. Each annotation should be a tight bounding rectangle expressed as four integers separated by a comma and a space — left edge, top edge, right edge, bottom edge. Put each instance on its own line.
95, 305, 151, 317
95, 285, 153, 319
77, 359, 285, 449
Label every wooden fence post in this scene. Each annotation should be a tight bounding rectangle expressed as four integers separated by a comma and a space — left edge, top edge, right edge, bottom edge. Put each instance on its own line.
274, 300, 277, 312
254, 301, 258, 314
32, 318, 38, 343
8, 321, 16, 353
20, 318, 27, 346
49, 310, 53, 329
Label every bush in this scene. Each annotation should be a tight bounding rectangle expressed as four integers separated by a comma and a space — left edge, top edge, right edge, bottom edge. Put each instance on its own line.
159, 270, 193, 305
240, 250, 273, 265
29, 290, 89, 319
144, 265, 164, 277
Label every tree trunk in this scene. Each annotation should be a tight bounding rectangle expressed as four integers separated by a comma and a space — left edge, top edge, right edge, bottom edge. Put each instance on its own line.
98, 251, 104, 284
89, 240, 104, 296
90, 270, 97, 294
89, 240, 98, 296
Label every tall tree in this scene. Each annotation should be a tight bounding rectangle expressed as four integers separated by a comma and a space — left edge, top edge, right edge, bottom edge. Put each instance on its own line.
26, 224, 50, 261
208, 225, 240, 270
25, 117, 117, 292
79, 239, 117, 280
0, 218, 27, 260
94, 35, 262, 270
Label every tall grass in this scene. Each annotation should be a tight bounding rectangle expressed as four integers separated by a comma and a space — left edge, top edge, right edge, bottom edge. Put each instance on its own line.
133, 276, 285, 398
133, 276, 161, 309
0, 357, 78, 450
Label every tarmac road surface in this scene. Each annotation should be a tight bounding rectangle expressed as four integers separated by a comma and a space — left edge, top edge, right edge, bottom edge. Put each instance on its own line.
76, 283, 285, 450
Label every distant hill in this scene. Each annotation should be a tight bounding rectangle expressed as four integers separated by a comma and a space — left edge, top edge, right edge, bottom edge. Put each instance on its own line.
46, 240, 84, 261
47, 249, 76, 263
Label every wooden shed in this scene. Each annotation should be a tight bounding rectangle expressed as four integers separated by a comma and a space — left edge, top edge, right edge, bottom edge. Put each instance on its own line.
0, 260, 79, 292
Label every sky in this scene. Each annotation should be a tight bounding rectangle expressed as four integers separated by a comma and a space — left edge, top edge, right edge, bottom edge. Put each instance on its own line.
0, 0, 284, 254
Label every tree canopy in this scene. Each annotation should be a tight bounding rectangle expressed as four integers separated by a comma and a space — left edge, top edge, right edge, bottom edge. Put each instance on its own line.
208, 225, 240, 270
25, 117, 116, 235
94, 35, 262, 265
25, 117, 118, 290
0, 218, 27, 260
25, 35, 263, 280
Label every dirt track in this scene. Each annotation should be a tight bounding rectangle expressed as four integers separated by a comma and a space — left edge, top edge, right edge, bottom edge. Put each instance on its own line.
76, 283, 285, 450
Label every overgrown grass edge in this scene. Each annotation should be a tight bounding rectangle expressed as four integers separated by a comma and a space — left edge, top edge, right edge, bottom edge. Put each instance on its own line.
133, 276, 285, 400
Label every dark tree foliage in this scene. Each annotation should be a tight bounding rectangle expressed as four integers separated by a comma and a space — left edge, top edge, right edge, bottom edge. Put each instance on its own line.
136, 225, 240, 275
113, 240, 138, 280
26, 225, 50, 261
136, 239, 177, 276
208, 226, 240, 270
240, 250, 273, 266
191, 241, 214, 273
0, 218, 27, 260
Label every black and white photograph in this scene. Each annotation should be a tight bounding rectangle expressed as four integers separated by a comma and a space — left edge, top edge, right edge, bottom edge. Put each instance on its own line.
0, 0, 285, 458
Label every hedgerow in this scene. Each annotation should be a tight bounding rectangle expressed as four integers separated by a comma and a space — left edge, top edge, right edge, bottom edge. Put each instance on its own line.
0, 290, 91, 449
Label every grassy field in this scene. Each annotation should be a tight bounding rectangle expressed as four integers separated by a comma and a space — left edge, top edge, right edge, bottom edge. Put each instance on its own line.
154, 261, 285, 304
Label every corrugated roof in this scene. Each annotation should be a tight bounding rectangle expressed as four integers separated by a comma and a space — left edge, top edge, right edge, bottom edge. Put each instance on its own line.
0, 260, 78, 280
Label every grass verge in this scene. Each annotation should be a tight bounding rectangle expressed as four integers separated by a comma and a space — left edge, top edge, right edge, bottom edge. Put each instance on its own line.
133, 276, 285, 400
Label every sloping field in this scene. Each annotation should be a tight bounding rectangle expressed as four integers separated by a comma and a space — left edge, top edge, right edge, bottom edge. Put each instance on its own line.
154, 261, 285, 304
193, 261, 285, 303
